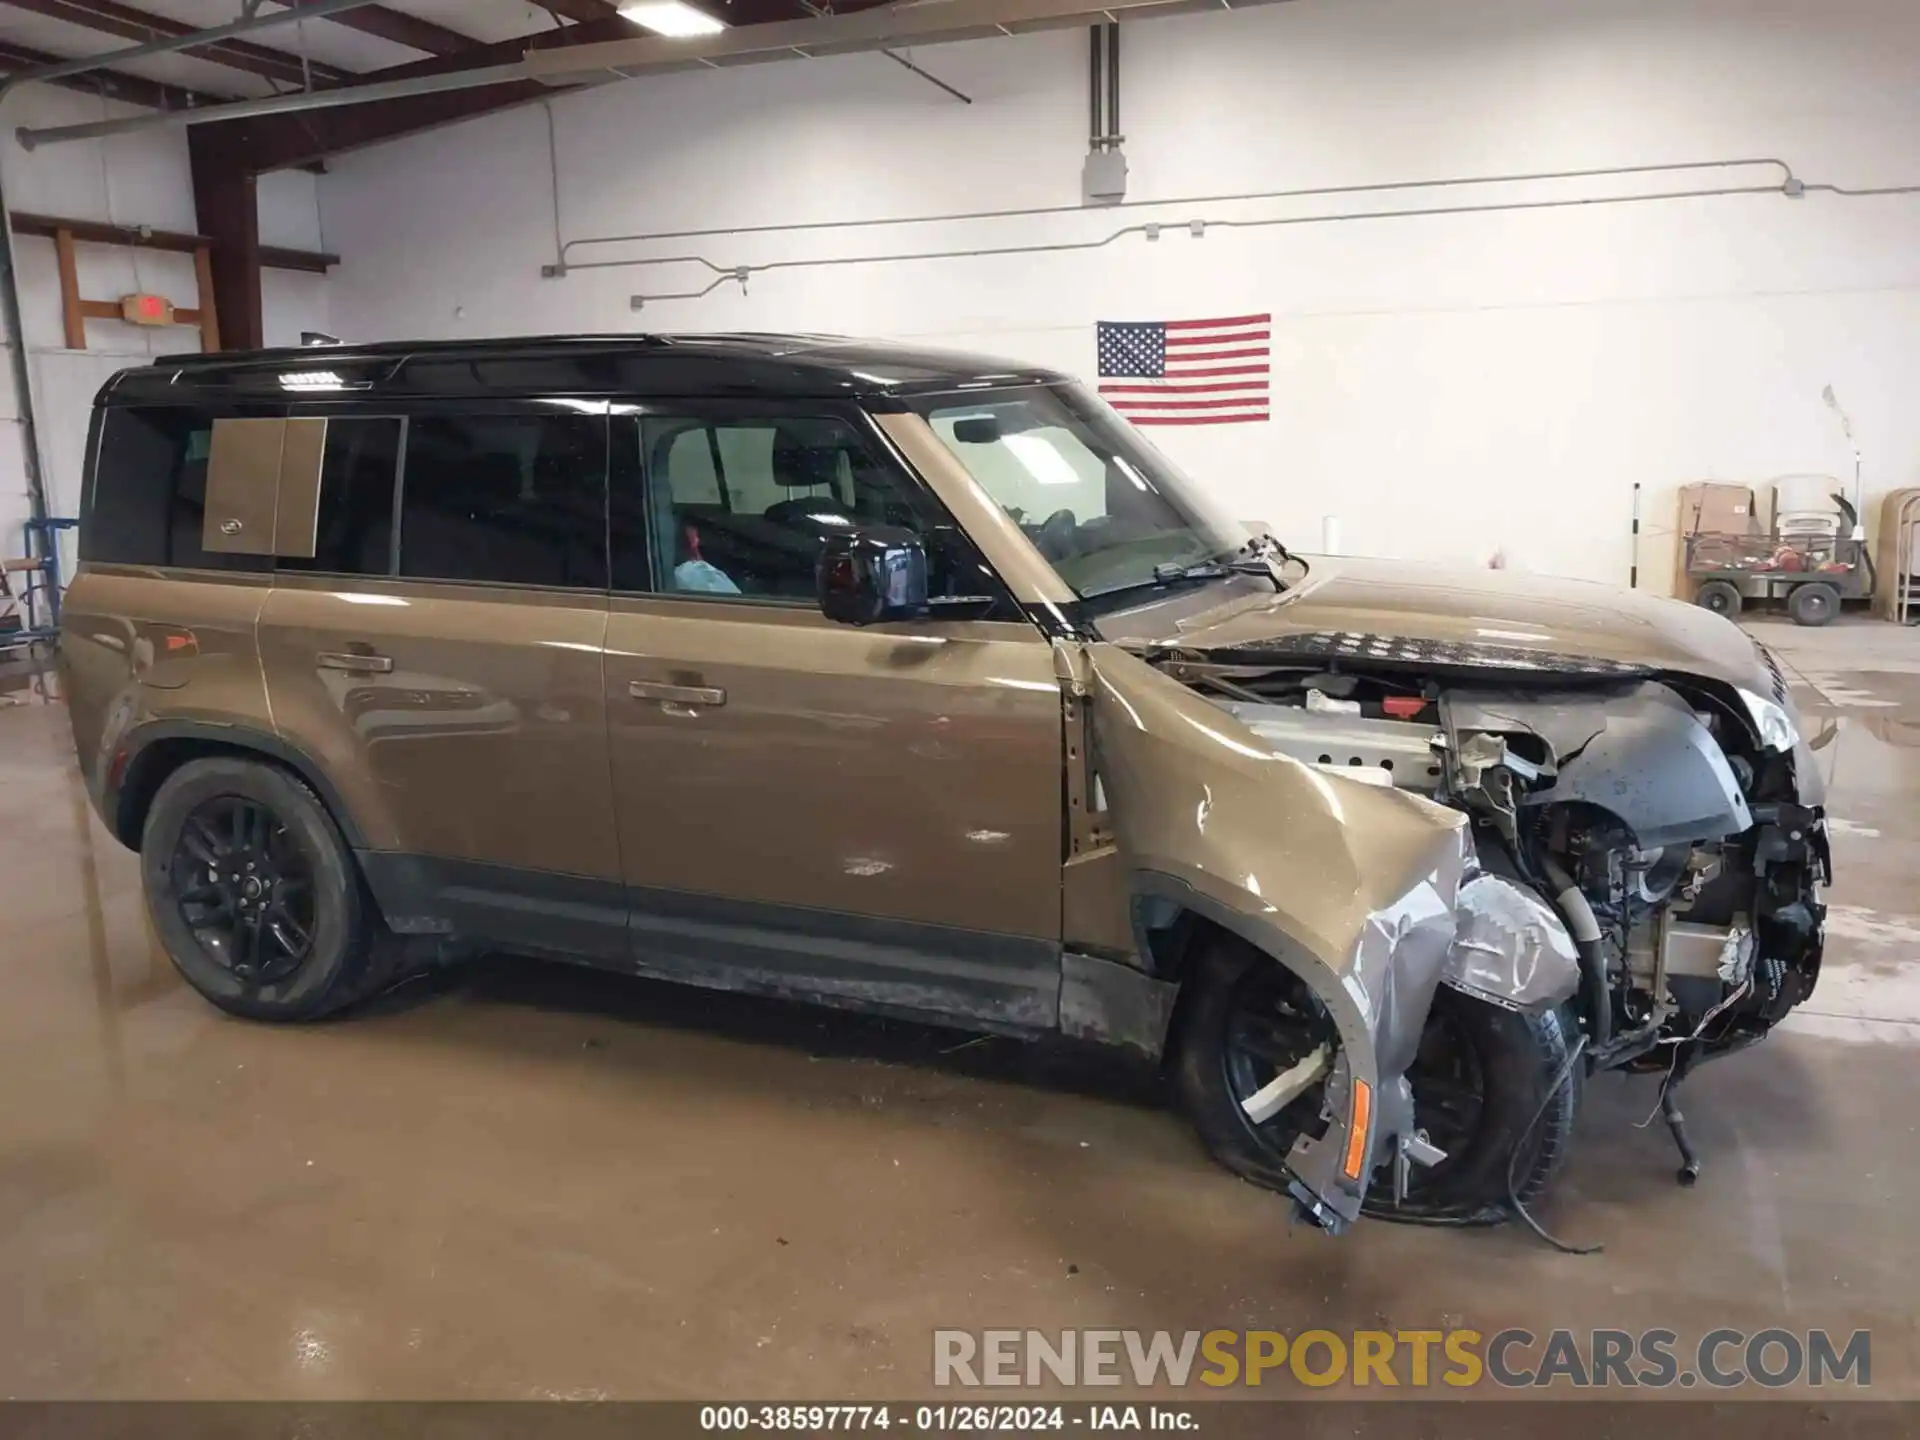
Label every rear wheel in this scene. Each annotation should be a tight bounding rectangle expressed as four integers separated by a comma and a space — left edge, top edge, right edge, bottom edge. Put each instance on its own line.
142, 757, 403, 1021
1788, 581, 1839, 627
1693, 580, 1742, 618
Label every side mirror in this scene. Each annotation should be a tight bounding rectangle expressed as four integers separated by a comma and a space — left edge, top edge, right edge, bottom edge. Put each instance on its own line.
816, 526, 929, 626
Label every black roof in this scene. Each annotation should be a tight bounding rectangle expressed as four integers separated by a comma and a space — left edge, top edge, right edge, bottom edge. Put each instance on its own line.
106, 333, 1067, 406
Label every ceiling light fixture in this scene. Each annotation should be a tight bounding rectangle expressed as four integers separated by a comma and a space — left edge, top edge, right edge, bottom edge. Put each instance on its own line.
619, 1, 727, 37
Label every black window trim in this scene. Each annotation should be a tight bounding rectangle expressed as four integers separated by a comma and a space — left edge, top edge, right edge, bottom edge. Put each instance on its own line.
83, 399, 286, 574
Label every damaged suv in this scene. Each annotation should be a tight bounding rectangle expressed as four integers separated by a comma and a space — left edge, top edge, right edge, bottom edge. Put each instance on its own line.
61, 335, 1826, 1234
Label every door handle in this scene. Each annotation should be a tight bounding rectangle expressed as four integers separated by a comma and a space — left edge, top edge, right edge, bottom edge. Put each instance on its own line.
629, 680, 725, 707
317, 650, 394, 674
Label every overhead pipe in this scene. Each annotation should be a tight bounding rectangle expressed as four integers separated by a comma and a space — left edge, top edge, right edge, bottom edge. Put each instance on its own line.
0, 0, 382, 97
560, 156, 1807, 260
16, 62, 534, 148
1106, 21, 1119, 145
0, 173, 48, 526
601, 158, 1919, 304
14, 0, 1275, 148
795, 0, 971, 103
1088, 25, 1101, 149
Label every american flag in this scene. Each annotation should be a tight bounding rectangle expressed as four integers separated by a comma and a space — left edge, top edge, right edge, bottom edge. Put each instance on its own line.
1096, 314, 1271, 426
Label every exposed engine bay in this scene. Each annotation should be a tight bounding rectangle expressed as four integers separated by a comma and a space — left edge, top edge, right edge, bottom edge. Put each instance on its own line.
1150, 629, 1829, 1210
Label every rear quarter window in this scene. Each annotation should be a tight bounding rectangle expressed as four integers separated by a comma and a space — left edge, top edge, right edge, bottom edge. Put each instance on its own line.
82, 405, 270, 572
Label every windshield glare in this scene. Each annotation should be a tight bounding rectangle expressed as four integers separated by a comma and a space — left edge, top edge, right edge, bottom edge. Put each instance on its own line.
911, 384, 1250, 602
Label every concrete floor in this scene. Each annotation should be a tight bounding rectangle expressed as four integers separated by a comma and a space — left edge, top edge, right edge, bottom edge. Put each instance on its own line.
1, 618, 1917, 1401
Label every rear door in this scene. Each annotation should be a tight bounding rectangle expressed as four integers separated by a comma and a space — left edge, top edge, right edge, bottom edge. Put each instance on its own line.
602, 402, 1067, 1029
258, 401, 624, 960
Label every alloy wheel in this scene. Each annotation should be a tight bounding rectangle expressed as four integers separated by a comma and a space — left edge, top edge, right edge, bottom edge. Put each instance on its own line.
1220, 966, 1337, 1158
170, 795, 318, 986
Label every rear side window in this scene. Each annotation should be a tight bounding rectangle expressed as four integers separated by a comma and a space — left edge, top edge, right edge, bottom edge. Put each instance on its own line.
398, 413, 607, 588
83, 406, 265, 571
279, 417, 402, 576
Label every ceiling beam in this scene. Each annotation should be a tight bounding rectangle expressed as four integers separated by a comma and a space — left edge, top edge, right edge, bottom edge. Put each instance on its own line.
261, 0, 478, 58
0, 0, 354, 87
171, 0, 890, 171
537, 1, 624, 21
198, 15, 639, 172
0, 36, 227, 108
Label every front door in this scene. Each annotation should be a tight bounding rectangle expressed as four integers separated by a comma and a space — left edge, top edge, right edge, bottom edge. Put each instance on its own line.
258, 403, 624, 960
602, 403, 1066, 1029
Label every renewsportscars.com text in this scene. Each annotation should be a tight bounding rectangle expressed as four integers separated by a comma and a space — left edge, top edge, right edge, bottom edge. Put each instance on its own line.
933, 1328, 1870, 1390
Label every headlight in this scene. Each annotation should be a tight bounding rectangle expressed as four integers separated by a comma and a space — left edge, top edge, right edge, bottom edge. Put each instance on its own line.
1737, 687, 1798, 753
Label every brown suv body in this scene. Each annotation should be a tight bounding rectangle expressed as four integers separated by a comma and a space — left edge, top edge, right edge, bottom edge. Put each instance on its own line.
61, 334, 1826, 1234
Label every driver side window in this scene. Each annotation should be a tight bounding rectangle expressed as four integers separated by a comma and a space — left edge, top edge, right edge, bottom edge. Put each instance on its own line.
932, 415, 1107, 528
615, 413, 1003, 608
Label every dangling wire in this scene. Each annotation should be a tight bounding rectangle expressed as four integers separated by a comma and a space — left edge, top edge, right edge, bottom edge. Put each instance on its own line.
1507, 1034, 1605, 1255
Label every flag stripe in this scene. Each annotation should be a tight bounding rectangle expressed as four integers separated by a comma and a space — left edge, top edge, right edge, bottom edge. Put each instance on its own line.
1102, 397, 1273, 411
1098, 380, 1268, 395
1165, 332, 1270, 348
1158, 364, 1270, 379
1163, 314, 1270, 330
1129, 413, 1271, 426
1160, 346, 1268, 362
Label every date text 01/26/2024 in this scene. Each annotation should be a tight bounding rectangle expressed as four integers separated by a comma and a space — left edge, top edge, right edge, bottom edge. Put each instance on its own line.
700, 1405, 1194, 1432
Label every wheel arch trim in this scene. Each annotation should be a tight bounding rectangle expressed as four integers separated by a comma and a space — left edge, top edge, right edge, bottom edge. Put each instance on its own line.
112, 719, 370, 852
1130, 867, 1382, 1230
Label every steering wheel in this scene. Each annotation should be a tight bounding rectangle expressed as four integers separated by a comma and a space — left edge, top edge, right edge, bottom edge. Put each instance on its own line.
1035, 508, 1080, 560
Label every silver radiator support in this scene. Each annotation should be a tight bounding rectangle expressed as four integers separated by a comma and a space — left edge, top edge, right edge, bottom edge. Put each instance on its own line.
1219, 701, 1445, 791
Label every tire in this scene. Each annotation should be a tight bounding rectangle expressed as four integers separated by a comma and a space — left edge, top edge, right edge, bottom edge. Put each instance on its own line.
1788, 581, 1839, 627
141, 756, 403, 1021
1693, 580, 1742, 618
1172, 935, 1579, 1223
1364, 987, 1580, 1223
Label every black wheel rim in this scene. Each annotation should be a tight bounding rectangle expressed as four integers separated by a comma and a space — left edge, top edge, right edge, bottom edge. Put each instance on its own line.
169, 796, 317, 987
1800, 590, 1830, 618
1400, 1003, 1486, 1187
1703, 590, 1731, 614
1221, 967, 1337, 1158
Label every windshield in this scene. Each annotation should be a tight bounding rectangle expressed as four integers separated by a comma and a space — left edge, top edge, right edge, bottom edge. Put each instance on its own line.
909, 384, 1251, 603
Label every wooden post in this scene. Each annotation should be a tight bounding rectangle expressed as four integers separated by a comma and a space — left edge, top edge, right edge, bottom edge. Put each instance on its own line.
192, 245, 221, 352
53, 227, 85, 350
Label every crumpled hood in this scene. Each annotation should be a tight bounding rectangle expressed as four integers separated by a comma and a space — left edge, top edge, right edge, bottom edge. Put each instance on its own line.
1131, 555, 1773, 693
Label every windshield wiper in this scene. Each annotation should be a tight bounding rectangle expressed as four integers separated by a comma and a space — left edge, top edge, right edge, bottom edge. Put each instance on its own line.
1084, 536, 1301, 604
1153, 536, 1296, 593
1151, 557, 1280, 587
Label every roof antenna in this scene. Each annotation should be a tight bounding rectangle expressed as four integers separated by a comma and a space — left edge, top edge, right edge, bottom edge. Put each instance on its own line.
301, 331, 341, 346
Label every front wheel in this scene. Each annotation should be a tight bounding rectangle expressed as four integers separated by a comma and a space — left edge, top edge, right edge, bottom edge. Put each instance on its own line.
142, 757, 404, 1021
1364, 988, 1580, 1223
1172, 936, 1579, 1223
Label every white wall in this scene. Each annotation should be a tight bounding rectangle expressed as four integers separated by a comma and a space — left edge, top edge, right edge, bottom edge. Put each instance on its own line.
308, 0, 1913, 591
0, 85, 331, 587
